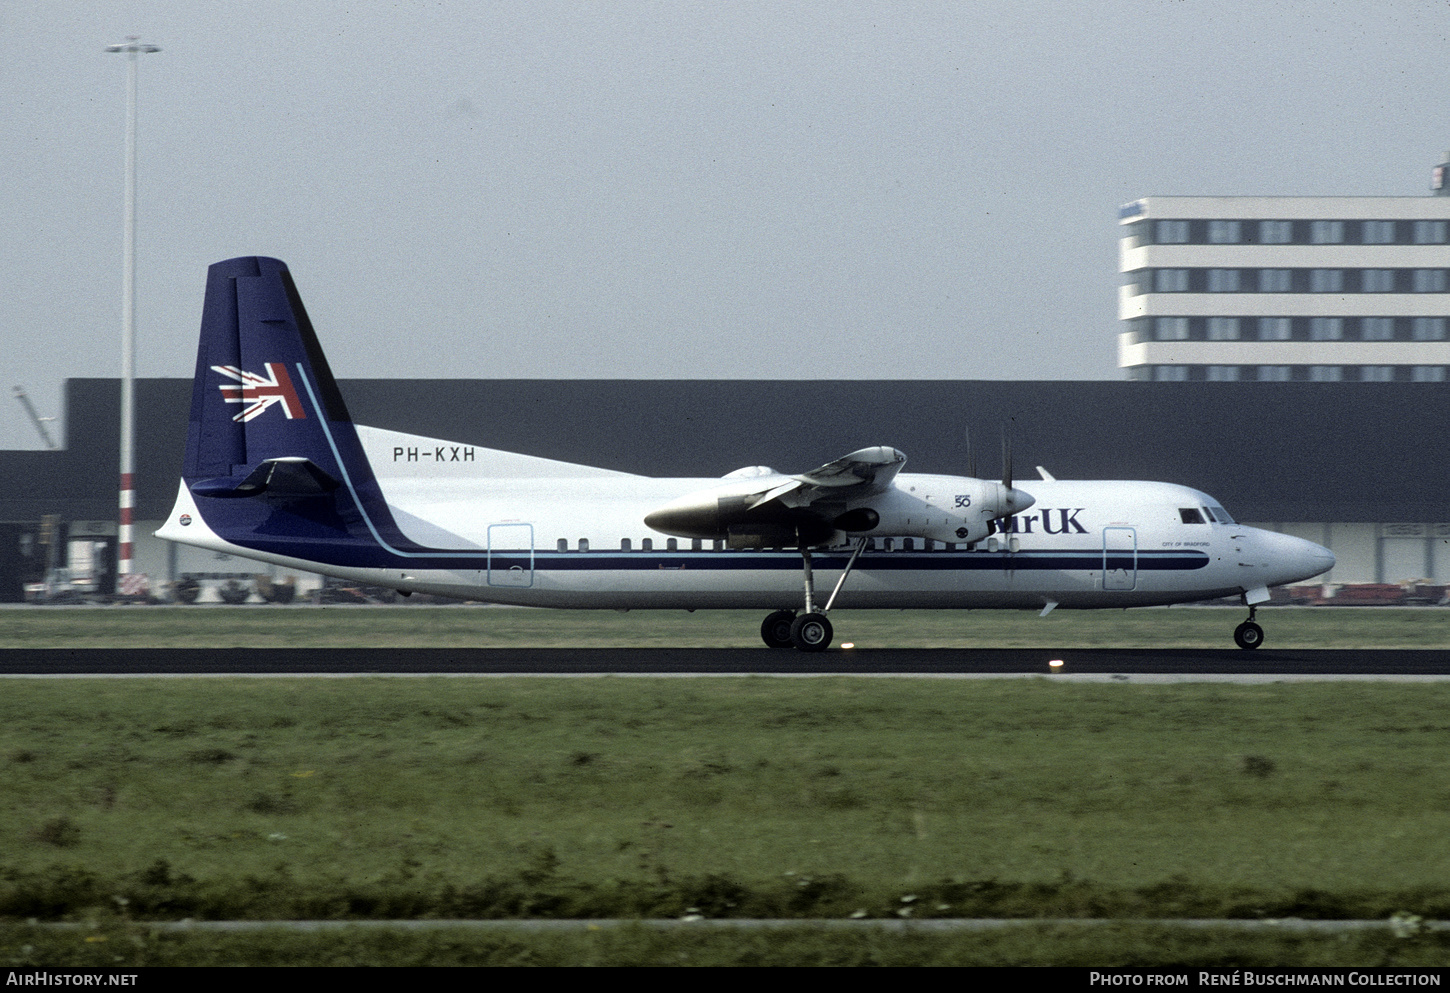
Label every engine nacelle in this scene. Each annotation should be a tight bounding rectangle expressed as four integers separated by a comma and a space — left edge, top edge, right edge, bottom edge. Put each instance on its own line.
644, 473, 1034, 548
833, 476, 1036, 546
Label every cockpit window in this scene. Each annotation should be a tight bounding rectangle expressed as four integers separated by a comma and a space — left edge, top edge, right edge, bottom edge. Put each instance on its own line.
1206, 505, 1235, 524
1179, 508, 1206, 524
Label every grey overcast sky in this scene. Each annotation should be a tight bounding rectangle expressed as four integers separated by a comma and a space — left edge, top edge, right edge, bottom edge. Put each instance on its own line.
2, 0, 1447, 449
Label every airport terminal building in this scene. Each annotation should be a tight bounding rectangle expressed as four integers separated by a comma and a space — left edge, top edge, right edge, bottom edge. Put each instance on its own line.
1118, 195, 1450, 383
0, 377, 1445, 602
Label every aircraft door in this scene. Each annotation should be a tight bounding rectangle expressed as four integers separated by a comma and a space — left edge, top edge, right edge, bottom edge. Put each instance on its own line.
1102, 527, 1137, 591
487, 523, 534, 588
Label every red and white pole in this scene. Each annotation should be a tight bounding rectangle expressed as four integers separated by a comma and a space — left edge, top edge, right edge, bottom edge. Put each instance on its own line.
107, 36, 159, 593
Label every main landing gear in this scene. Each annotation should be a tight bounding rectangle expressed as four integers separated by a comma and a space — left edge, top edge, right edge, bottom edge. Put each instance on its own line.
1234, 603, 1265, 650
760, 537, 867, 652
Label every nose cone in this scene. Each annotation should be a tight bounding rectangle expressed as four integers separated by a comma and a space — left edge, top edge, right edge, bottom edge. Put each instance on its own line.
1262, 532, 1336, 586
1003, 486, 1036, 516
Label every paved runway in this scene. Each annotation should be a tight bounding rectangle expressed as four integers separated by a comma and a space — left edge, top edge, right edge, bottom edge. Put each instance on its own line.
2, 646, 1449, 676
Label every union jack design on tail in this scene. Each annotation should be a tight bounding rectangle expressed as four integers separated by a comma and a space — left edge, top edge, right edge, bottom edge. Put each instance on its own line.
212, 363, 307, 423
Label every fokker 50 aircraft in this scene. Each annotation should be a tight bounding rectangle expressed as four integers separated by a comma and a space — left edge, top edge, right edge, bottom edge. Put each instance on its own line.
158, 257, 1335, 651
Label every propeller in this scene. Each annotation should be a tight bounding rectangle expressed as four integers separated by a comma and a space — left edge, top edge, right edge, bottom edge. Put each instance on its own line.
962, 420, 1034, 524
1001, 418, 1013, 492
996, 418, 1035, 518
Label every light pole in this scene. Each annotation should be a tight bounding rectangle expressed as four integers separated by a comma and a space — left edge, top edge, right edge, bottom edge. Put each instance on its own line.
106, 36, 160, 594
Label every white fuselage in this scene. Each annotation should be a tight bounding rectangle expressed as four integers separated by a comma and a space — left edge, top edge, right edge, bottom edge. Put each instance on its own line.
157, 426, 1335, 612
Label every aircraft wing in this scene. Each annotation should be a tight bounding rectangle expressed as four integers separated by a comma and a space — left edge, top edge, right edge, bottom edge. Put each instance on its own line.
644, 447, 907, 543
749, 446, 907, 509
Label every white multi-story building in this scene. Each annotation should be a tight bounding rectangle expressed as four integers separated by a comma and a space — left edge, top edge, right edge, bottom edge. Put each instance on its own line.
1118, 194, 1450, 382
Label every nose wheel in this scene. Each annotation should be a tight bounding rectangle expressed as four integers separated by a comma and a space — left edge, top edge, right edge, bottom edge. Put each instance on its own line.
1233, 604, 1264, 650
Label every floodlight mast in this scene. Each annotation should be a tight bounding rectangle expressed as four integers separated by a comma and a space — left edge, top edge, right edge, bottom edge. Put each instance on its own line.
105, 36, 160, 592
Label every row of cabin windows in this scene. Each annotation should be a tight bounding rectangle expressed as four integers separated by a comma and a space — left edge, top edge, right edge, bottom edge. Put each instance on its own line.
557, 537, 694, 552
1132, 365, 1448, 383
1126, 316, 1450, 343
553, 537, 979, 552
1126, 219, 1450, 245
1125, 268, 1450, 295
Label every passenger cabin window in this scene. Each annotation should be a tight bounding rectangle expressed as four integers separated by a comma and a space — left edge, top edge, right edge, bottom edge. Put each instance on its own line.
1179, 508, 1207, 524
620, 538, 631, 551
579, 539, 589, 552
641, 538, 653, 551
557, 538, 568, 552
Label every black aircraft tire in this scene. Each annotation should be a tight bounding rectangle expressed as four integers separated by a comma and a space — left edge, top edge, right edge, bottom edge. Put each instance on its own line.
1234, 621, 1264, 650
761, 610, 797, 649
790, 612, 833, 652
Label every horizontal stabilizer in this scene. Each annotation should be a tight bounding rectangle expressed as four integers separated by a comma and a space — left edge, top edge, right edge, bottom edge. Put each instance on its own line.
191, 458, 340, 499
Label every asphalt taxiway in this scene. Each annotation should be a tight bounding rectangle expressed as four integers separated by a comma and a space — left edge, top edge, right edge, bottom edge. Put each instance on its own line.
1, 647, 1448, 677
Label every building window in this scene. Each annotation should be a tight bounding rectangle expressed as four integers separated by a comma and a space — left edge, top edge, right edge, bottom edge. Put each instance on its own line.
1412, 269, 1448, 292
1205, 365, 1240, 381
1413, 220, 1448, 244
1362, 220, 1396, 244
1258, 269, 1292, 292
1257, 317, 1292, 341
1310, 220, 1345, 244
1154, 269, 1189, 292
1360, 318, 1394, 341
1258, 220, 1293, 244
1359, 366, 1395, 382
1153, 365, 1189, 382
1412, 317, 1447, 340
1155, 220, 1189, 243
1154, 317, 1189, 341
1361, 269, 1396, 292
1257, 366, 1291, 382
1206, 317, 1240, 341
1309, 317, 1343, 341
1412, 366, 1447, 382
1207, 269, 1240, 292
1310, 269, 1344, 292
1207, 220, 1241, 244
1309, 366, 1342, 382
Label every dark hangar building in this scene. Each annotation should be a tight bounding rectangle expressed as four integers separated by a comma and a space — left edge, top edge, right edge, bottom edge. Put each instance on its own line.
0, 376, 1445, 601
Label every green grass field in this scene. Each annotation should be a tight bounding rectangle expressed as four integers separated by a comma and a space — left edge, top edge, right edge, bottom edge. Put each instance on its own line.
3, 603, 1450, 648
4, 679, 1450, 919
3, 607, 1448, 965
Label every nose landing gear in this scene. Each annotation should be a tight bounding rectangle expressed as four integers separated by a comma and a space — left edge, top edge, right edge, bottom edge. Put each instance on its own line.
1234, 603, 1264, 650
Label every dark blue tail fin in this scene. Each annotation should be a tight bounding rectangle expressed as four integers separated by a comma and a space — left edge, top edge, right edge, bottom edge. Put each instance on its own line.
174, 257, 408, 567
184, 256, 357, 490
